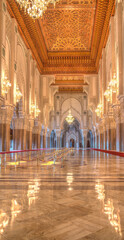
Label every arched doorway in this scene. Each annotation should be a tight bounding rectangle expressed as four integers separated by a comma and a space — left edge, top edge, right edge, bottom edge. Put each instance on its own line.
50, 130, 56, 148
61, 119, 83, 148
10, 121, 13, 151
70, 138, 75, 148
87, 130, 93, 148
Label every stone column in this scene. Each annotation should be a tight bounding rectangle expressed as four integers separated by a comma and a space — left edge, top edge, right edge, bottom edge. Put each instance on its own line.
113, 104, 121, 151
97, 134, 99, 148
105, 121, 110, 150
32, 120, 41, 149
119, 97, 124, 151
43, 134, 45, 148
0, 105, 14, 151
109, 117, 116, 150
0, 0, 6, 95
56, 129, 61, 149
26, 118, 34, 150
10, 18, 18, 105
103, 130, 105, 150
13, 116, 28, 150
117, 1, 123, 96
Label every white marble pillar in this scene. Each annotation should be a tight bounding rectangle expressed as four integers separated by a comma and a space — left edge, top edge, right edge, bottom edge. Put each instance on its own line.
10, 18, 18, 105
0, 0, 6, 96
117, 1, 123, 96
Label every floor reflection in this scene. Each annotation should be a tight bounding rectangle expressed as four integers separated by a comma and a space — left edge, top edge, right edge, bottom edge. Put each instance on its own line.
66, 172, 73, 191
95, 181, 122, 237
11, 199, 21, 225
0, 210, 9, 234
0, 150, 123, 239
27, 179, 40, 207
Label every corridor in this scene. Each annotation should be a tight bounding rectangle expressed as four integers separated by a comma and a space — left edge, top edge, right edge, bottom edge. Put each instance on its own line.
0, 150, 123, 240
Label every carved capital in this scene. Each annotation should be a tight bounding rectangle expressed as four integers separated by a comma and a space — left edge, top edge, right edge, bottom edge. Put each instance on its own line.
0, 104, 14, 124
32, 120, 42, 134
13, 115, 29, 130
119, 96, 124, 123
112, 104, 120, 123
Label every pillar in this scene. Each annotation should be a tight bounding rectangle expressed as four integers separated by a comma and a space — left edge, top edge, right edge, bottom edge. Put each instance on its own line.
0, 105, 14, 151
117, 1, 123, 96
0, 0, 6, 95
13, 117, 27, 150
120, 97, 124, 151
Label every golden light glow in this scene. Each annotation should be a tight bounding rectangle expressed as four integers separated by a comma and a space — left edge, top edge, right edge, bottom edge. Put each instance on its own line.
15, 0, 60, 20
41, 161, 59, 166
7, 161, 26, 166
95, 103, 103, 117
104, 74, 118, 102
30, 103, 40, 118
95, 183, 105, 201
0, 210, 9, 234
2, 76, 11, 96
16, 85, 22, 103
109, 74, 117, 93
27, 179, 40, 206
66, 172, 73, 191
95, 182, 122, 237
11, 199, 21, 224
66, 109, 74, 124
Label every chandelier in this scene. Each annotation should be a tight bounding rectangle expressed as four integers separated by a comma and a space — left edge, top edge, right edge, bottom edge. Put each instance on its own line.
15, 0, 60, 20
66, 109, 74, 124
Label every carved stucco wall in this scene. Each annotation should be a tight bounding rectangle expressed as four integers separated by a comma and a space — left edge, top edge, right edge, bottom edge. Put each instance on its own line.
53, 92, 88, 130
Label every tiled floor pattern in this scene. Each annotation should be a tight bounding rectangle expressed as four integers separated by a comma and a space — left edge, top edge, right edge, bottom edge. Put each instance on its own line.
0, 150, 124, 239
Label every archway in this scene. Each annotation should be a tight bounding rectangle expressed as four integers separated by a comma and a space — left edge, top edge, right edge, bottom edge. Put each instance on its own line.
87, 130, 93, 148
10, 121, 13, 151
61, 119, 83, 148
50, 130, 56, 148
70, 138, 75, 148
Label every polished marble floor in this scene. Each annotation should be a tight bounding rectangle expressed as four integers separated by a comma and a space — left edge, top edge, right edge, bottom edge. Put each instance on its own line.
0, 149, 124, 240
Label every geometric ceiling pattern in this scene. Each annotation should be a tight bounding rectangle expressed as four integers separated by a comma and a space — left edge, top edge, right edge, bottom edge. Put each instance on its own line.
42, 1, 96, 51
7, 0, 115, 74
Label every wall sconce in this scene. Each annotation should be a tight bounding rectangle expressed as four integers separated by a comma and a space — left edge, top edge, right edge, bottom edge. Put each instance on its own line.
109, 74, 117, 93
95, 103, 103, 117
2, 76, 11, 96
35, 107, 41, 118
104, 87, 112, 102
31, 104, 35, 114
104, 74, 117, 102
31, 103, 40, 118
16, 85, 22, 102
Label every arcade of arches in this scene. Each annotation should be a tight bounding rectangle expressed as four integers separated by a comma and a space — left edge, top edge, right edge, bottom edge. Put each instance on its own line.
0, 0, 124, 153
1, 1, 124, 240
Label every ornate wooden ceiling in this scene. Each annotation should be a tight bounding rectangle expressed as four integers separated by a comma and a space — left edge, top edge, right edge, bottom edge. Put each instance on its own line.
41, 0, 96, 52
7, 0, 115, 74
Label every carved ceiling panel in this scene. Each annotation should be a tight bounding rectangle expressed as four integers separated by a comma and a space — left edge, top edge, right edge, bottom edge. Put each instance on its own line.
7, 0, 115, 74
42, 3, 96, 51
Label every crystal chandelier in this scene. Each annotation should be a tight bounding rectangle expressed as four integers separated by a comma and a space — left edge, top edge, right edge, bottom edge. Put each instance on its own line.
15, 0, 60, 20
66, 109, 74, 124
